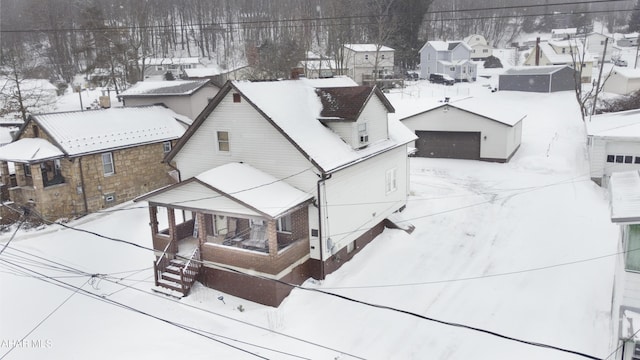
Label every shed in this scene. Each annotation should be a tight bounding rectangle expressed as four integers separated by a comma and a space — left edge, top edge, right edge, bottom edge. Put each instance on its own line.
603, 68, 640, 95
498, 65, 577, 93
399, 97, 525, 162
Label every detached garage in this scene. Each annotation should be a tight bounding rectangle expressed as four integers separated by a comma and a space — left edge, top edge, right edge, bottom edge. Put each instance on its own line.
400, 97, 525, 162
498, 65, 577, 93
602, 68, 640, 95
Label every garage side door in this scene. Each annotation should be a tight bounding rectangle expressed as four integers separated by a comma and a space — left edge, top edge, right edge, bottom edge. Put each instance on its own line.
415, 131, 481, 160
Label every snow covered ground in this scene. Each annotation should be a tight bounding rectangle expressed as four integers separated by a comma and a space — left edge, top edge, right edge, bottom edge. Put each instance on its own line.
0, 78, 620, 359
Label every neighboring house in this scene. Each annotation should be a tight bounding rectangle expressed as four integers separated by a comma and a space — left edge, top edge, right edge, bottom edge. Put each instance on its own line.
140, 57, 203, 79
399, 97, 524, 162
616, 33, 639, 47
585, 109, 640, 186
298, 52, 345, 78
342, 44, 395, 85
551, 28, 577, 40
0, 106, 190, 222
135, 78, 416, 306
608, 170, 640, 359
498, 65, 577, 93
585, 32, 614, 63
419, 40, 477, 82
0, 78, 58, 126
118, 80, 219, 120
463, 34, 493, 60
182, 64, 253, 87
603, 68, 640, 95
523, 40, 595, 83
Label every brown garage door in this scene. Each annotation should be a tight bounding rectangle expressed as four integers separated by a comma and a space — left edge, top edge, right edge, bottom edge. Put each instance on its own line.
415, 131, 481, 160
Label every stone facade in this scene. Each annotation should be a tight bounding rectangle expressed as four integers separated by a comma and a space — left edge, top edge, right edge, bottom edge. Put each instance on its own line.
1, 122, 178, 222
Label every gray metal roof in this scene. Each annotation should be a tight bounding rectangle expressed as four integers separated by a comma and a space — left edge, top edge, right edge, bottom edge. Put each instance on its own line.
502, 65, 569, 76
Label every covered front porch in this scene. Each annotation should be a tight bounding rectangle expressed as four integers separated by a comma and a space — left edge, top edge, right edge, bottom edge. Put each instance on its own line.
135, 162, 314, 299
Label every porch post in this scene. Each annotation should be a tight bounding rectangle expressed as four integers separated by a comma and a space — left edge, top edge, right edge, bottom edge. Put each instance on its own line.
196, 212, 207, 246
167, 208, 177, 253
267, 220, 278, 257
149, 205, 159, 236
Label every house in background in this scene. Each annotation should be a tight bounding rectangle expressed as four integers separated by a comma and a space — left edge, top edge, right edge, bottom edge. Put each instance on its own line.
182, 64, 253, 87
551, 28, 577, 40
0, 78, 59, 126
419, 40, 477, 82
615, 33, 639, 47
608, 170, 640, 358
298, 52, 344, 78
523, 40, 595, 83
140, 57, 203, 79
603, 68, 640, 95
463, 34, 493, 60
498, 65, 577, 93
118, 80, 219, 120
0, 106, 190, 222
585, 109, 640, 186
135, 78, 416, 306
399, 97, 524, 162
585, 32, 614, 63
342, 44, 395, 85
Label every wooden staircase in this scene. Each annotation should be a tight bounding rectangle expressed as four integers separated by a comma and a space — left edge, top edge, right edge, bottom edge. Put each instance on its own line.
154, 247, 202, 297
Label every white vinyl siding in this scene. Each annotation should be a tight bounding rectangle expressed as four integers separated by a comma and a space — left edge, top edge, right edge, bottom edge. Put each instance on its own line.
173, 91, 317, 191
318, 146, 408, 260
122, 85, 218, 120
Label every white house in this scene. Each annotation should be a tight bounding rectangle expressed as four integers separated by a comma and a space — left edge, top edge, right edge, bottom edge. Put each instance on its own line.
118, 80, 219, 120
399, 97, 524, 162
419, 40, 477, 82
585, 32, 614, 63
523, 40, 595, 83
551, 28, 577, 40
135, 77, 416, 306
603, 68, 640, 95
608, 170, 640, 358
140, 57, 203, 79
585, 109, 640, 186
298, 52, 344, 79
463, 34, 493, 60
342, 44, 395, 85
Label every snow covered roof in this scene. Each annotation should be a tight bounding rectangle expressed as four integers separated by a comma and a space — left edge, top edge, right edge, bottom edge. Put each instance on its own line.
538, 42, 596, 64
502, 65, 571, 76
119, 80, 211, 97
0, 78, 57, 94
299, 76, 358, 88
0, 138, 64, 163
140, 57, 201, 66
421, 40, 472, 53
399, 97, 526, 127
343, 44, 394, 52
182, 64, 248, 78
298, 59, 341, 72
137, 162, 313, 219
229, 80, 412, 172
585, 109, 640, 139
551, 28, 577, 36
609, 67, 640, 79
610, 171, 640, 223
28, 106, 190, 157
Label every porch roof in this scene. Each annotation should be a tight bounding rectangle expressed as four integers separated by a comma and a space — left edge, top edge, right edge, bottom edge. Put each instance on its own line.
136, 162, 313, 219
0, 138, 64, 163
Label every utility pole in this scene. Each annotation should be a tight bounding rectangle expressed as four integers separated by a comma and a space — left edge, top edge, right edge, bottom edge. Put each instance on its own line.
591, 38, 608, 118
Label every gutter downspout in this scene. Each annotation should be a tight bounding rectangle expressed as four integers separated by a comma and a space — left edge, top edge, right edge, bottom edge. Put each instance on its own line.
78, 158, 89, 215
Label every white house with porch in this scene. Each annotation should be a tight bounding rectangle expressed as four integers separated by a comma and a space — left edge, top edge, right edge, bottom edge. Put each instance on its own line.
135, 77, 416, 306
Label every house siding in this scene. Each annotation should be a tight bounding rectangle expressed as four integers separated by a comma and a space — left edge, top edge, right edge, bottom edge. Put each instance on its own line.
318, 146, 408, 260
123, 85, 218, 119
343, 47, 395, 85
173, 90, 318, 190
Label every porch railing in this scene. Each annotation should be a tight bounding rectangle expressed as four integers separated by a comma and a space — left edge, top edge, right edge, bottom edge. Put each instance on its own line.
180, 248, 201, 295
153, 239, 173, 287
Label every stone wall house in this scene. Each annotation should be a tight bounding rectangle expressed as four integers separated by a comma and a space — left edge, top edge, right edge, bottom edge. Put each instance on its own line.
0, 106, 190, 222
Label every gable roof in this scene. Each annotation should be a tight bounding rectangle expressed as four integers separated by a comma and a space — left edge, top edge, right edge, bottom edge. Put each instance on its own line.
502, 65, 572, 76
167, 79, 415, 173
0, 138, 64, 163
585, 109, 640, 139
343, 44, 394, 52
420, 40, 472, 53
609, 67, 640, 79
316, 86, 394, 121
400, 97, 526, 127
135, 162, 313, 219
610, 170, 640, 223
118, 80, 212, 98
537, 42, 596, 64
20, 106, 190, 157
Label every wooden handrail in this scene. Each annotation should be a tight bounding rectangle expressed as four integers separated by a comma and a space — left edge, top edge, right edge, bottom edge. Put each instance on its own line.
179, 248, 201, 295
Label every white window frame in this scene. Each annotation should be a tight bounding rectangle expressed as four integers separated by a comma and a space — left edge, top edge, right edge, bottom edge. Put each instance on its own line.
358, 123, 368, 144
163, 141, 172, 153
102, 152, 115, 176
276, 214, 292, 233
385, 168, 397, 194
217, 131, 230, 152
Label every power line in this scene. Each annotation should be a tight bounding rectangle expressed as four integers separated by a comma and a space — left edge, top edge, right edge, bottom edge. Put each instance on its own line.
0, 0, 631, 34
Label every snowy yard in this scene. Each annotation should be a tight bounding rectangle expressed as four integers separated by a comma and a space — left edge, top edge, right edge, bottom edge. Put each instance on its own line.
0, 80, 621, 359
